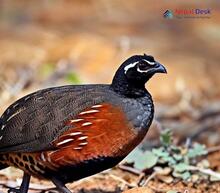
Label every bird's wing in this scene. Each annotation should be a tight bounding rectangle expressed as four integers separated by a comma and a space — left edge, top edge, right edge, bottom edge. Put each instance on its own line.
36, 103, 138, 170
0, 85, 112, 153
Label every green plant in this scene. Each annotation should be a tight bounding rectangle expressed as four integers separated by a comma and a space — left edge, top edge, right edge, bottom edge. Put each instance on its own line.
125, 129, 220, 183
65, 72, 81, 84
39, 63, 56, 78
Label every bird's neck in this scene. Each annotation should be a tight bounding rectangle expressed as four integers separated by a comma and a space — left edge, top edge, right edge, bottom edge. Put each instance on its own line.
111, 71, 148, 98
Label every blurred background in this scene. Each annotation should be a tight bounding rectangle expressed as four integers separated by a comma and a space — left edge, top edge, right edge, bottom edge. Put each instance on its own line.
0, 0, 220, 192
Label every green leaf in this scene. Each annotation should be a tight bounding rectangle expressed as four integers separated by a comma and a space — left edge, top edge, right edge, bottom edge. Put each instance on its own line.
143, 151, 159, 168
173, 163, 190, 172
172, 170, 191, 180
125, 148, 143, 163
152, 147, 169, 157
40, 63, 55, 78
160, 129, 172, 146
167, 191, 178, 193
65, 72, 81, 84
162, 156, 176, 165
180, 171, 191, 180
125, 149, 158, 170
187, 143, 208, 158
170, 145, 181, 153
172, 171, 181, 178
173, 154, 183, 161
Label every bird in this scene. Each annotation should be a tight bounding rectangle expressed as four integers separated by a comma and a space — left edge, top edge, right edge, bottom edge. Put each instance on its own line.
0, 54, 166, 193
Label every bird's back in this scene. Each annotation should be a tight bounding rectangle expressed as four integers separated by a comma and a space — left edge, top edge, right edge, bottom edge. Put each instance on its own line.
0, 85, 108, 153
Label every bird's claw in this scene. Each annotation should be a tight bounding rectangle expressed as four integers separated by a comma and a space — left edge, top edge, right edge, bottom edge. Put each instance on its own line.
8, 188, 21, 193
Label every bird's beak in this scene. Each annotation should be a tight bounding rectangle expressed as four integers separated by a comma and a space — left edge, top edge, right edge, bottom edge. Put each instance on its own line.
153, 62, 167, 74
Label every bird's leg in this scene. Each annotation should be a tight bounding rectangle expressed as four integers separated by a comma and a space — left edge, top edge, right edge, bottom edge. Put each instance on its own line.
51, 178, 72, 193
8, 173, 31, 193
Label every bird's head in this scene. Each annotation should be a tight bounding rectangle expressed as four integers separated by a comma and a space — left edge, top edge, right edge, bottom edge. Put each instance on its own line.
111, 54, 167, 96
123, 54, 167, 83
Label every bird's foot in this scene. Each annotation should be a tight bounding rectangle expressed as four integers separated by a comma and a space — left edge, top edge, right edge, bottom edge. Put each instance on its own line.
8, 173, 31, 193
8, 188, 21, 193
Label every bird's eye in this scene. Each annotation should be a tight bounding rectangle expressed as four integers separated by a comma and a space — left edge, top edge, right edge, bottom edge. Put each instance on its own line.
138, 62, 149, 71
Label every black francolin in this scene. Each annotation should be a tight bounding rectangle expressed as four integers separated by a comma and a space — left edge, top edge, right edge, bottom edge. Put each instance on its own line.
0, 54, 166, 193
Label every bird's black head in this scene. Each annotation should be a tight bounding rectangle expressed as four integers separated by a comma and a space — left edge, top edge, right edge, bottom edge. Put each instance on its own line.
111, 54, 167, 97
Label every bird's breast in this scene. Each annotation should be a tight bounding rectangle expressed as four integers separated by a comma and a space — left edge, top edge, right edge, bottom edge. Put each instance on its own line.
119, 95, 154, 134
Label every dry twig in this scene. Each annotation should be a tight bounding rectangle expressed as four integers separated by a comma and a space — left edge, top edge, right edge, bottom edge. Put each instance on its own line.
207, 145, 220, 154
118, 165, 142, 176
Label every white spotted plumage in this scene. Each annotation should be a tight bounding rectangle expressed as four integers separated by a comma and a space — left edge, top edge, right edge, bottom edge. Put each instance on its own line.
6, 110, 22, 122
36, 96, 44, 100
24, 96, 31, 101
68, 132, 82, 136
70, 118, 83, 123
82, 122, 92, 126
56, 138, 74, 146
79, 142, 88, 146
34, 165, 45, 173
40, 152, 46, 161
13, 103, 19, 109
91, 104, 103, 108
77, 136, 88, 140
79, 109, 99, 115
1, 124, 5, 130
73, 147, 83, 150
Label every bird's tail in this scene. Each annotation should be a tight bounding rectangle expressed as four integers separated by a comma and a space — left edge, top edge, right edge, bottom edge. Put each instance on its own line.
0, 118, 9, 170
0, 154, 8, 170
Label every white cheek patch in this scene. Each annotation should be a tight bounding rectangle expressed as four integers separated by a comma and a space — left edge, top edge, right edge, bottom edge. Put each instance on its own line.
144, 59, 155, 65
124, 59, 156, 74
124, 62, 138, 74
137, 59, 156, 73
137, 67, 149, 73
